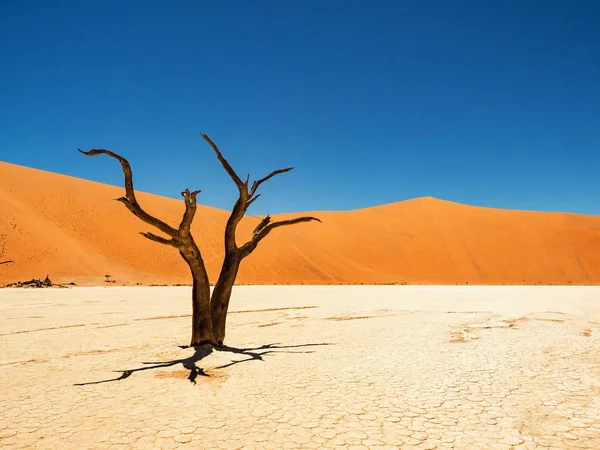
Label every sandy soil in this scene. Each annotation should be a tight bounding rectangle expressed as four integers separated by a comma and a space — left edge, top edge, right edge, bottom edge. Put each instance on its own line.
1, 286, 599, 449
3, 161, 600, 286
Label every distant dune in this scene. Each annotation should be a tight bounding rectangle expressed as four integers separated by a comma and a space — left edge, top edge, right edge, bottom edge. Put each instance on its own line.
1, 161, 600, 286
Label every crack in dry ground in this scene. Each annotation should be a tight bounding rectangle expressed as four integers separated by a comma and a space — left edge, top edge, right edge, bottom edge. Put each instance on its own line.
0, 322, 101, 336
2, 288, 599, 449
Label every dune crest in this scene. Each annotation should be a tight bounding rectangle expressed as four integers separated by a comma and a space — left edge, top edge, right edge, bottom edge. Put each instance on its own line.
1, 161, 600, 286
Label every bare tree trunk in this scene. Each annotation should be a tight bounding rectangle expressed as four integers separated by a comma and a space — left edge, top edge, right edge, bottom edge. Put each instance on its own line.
190, 275, 216, 346
211, 252, 241, 345
181, 249, 216, 347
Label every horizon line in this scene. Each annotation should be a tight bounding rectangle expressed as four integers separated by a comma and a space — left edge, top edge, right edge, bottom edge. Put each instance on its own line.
1, 159, 598, 218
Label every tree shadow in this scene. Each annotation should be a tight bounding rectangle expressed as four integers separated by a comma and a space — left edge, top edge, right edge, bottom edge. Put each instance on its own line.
74, 342, 332, 386
212, 343, 331, 369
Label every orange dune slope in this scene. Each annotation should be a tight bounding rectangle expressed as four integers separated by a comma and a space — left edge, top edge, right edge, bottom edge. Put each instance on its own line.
1, 161, 600, 285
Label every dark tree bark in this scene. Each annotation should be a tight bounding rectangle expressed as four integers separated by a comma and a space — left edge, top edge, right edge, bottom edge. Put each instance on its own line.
210, 251, 241, 344
80, 133, 320, 347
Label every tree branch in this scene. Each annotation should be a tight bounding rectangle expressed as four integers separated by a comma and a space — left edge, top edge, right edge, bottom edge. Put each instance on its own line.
140, 232, 176, 246
245, 194, 261, 210
260, 216, 321, 236
79, 149, 178, 237
250, 167, 294, 196
240, 215, 321, 257
179, 188, 201, 231
199, 134, 252, 254
252, 215, 272, 238
0, 260, 13, 266
200, 134, 245, 191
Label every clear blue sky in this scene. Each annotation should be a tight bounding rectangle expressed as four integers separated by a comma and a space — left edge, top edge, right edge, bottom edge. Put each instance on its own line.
1, 1, 599, 215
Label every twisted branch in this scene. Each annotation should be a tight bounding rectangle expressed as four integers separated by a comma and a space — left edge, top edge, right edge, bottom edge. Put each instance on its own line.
245, 194, 261, 210
250, 167, 294, 196
140, 233, 177, 246
252, 215, 272, 238
78, 149, 180, 244
200, 134, 244, 191
240, 215, 322, 257
179, 189, 201, 232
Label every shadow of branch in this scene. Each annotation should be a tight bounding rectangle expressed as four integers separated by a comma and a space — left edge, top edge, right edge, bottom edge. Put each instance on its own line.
74, 342, 333, 386
213, 343, 331, 369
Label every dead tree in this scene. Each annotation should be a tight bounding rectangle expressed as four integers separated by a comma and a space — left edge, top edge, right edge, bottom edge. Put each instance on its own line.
79, 134, 320, 346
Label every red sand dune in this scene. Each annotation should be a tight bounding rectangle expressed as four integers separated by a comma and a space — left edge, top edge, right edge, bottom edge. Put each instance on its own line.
1, 161, 600, 286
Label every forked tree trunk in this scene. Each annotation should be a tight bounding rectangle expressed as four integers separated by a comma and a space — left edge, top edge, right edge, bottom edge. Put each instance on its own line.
80, 136, 320, 348
211, 253, 241, 345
